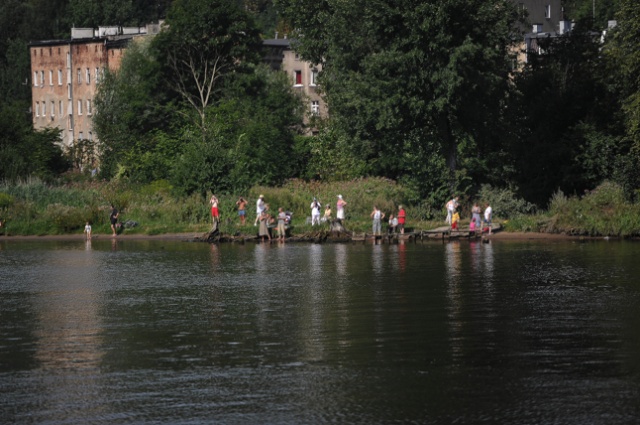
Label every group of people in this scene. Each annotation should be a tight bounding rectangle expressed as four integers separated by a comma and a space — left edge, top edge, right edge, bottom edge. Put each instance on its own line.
446, 196, 493, 234
370, 205, 407, 237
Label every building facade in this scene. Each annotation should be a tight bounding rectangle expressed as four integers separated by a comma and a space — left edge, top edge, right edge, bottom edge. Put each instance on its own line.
29, 25, 158, 147
263, 38, 327, 133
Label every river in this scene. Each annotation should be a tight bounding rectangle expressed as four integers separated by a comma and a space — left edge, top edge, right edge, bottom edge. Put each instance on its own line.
1, 238, 639, 424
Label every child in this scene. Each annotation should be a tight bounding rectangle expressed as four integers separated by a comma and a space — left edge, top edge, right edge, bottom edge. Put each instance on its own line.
469, 217, 476, 232
451, 211, 460, 230
84, 222, 92, 240
388, 214, 398, 234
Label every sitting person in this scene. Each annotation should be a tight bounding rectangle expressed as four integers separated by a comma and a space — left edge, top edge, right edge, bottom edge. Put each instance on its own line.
322, 204, 332, 222
388, 214, 398, 234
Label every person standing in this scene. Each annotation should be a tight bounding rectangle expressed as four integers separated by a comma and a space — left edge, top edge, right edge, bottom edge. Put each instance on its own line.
370, 205, 385, 236
277, 207, 287, 242
254, 194, 265, 226
484, 203, 493, 235
336, 195, 347, 223
84, 221, 92, 240
310, 198, 321, 226
209, 194, 219, 225
258, 209, 271, 242
109, 205, 119, 237
397, 205, 406, 234
236, 197, 247, 225
445, 196, 458, 225
472, 202, 482, 228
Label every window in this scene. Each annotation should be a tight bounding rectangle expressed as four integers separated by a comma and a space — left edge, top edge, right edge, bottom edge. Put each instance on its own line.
86, 68, 91, 84
49, 70, 53, 86
33, 71, 38, 86
42, 101, 46, 116
67, 69, 71, 84
35, 101, 39, 117
294, 70, 302, 86
77, 99, 83, 115
310, 69, 318, 86
87, 99, 92, 115
545, 4, 551, 19
58, 69, 63, 85
59, 100, 63, 116
39, 70, 44, 87
311, 100, 320, 116
68, 84, 72, 100
79, 132, 84, 140
68, 100, 72, 115
95, 68, 100, 83
77, 68, 82, 84
66, 52, 71, 68
51, 101, 55, 116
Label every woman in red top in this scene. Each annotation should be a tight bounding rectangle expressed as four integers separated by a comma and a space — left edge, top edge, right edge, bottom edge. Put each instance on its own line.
397, 205, 406, 234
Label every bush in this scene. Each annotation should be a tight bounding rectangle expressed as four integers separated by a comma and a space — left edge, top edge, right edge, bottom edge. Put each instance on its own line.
476, 184, 537, 219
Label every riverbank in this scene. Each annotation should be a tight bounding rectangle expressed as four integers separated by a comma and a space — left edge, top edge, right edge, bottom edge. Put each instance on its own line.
0, 230, 612, 242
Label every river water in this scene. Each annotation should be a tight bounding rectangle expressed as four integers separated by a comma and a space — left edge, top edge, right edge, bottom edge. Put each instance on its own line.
1, 238, 639, 424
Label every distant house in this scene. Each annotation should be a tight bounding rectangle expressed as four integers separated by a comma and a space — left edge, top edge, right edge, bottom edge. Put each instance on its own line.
29, 24, 161, 147
263, 37, 326, 133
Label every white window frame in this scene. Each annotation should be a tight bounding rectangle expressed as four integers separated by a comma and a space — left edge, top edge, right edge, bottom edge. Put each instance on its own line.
49, 70, 53, 86
58, 69, 63, 85
545, 4, 551, 19
33, 71, 38, 86
77, 68, 82, 84
51, 101, 55, 117
310, 69, 318, 86
35, 101, 40, 117
86, 99, 92, 115
294, 70, 303, 86
59, 100, 63, 116
311, 100, 320, 116
86, 68, 91, 84
39, 70, 44, 87
77, 99, 83, 115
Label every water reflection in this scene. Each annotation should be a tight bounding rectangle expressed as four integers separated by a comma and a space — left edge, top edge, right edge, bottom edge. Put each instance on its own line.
1, 240, 640, 424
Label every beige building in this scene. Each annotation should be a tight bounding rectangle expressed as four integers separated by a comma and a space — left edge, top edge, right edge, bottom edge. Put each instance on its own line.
263, 38, 327, 133
29, 25, 160, 147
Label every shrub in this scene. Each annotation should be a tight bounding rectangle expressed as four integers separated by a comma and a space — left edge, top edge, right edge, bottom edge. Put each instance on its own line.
476, 184, 537, 219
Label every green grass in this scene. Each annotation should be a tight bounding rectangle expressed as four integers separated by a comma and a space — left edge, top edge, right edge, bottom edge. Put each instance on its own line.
2, 178, 640, 238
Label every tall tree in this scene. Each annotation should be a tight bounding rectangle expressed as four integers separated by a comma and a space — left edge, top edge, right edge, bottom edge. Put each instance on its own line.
276, 0, 519, 196
153, 0, 262, 137
603, 0, 640, 196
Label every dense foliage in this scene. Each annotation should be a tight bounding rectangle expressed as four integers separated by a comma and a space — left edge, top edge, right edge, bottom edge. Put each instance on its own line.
1, 0, 640, 220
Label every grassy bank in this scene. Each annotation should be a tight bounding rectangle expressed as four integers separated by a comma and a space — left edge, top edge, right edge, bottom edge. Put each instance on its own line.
1, 178, 639, 238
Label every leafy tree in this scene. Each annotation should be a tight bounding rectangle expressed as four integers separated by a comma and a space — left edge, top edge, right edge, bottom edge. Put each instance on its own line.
508, 24, 623, 205
603, 0, 640, 197
93, 38, 177, 179
170, 64, 304, 195
153, 0, 262, 136
0, 103, 68, 181
276, 0, 519, 198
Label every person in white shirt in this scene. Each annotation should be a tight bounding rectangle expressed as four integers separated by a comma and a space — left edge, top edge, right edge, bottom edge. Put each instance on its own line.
336, 195, 347, 223
484, 204, 493, 234
445, 196, 458, 224
370, 205, 385, 236
254, 194, 265, 226
310, 198, 321, 225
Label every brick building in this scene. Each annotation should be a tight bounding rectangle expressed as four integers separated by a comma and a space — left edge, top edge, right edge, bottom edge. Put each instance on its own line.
29, 25, 159, 147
